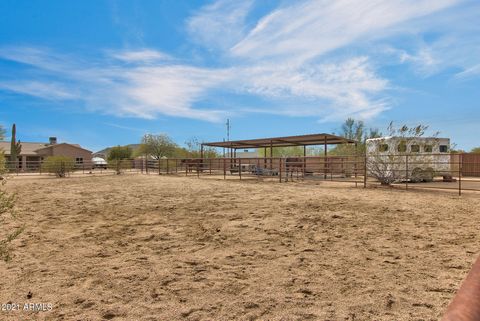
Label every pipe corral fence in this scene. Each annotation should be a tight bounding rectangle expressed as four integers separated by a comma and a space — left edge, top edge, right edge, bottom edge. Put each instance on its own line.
5, 153, 480, 195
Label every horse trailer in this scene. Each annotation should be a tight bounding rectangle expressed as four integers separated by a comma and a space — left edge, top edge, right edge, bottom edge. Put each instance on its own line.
366, 137, 451, 182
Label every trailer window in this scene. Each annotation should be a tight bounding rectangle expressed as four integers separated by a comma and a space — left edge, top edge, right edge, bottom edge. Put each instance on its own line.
410, 145, 420, 153
439, 145, 448, 153
397, 144, 407, 152
379, 144, 389, 152
424, 145, 433, 153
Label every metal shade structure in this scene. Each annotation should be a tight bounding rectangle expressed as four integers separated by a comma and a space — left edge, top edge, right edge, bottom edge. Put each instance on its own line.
201, 133, 358, 158
202, 133, 356, 149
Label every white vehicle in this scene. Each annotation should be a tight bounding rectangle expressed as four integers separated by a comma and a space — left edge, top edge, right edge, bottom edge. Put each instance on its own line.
366, 137, 451, 182
92, 157, 108, 169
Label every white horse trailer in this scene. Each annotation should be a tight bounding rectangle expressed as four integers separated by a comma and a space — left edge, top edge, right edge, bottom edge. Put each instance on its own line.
366, 137, 451, 182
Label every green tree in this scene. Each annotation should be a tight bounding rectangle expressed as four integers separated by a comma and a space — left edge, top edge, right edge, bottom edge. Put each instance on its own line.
171, 146, 190, 158
258, 146, 306, 157
108, 146, 133, 161
341, 118, 365, 142
139, 134, 177, 159
41, 156, 76, 178
330, 118, 382, 156
184, 137, 218, 158
108, 146, 132, 174
471, 147, 480, 154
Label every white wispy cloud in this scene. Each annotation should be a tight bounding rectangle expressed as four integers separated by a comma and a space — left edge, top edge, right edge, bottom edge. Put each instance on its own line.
111, 49, 172, 63
102, 122, 146, 132
378, 2, 480, 78
381, 46, 441, 76
0, 45, 387, 121
0, 80, 78, 100
0, 47, 229, 122
235, 57, 389, 120
455, 64, 480, 79
0, 0, 477, 123
186, 0, 254, 51
118, 65, 231, 121
231, 0, 460, 63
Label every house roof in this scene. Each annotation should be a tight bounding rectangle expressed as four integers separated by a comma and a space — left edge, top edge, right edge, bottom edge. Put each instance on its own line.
0, 141, 49, 155
0, 141, 92, 155
35, 143, 92, 153
202, 133, 357, 149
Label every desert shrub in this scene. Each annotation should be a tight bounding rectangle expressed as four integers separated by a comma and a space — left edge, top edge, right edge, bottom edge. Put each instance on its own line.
0, 126, 22, 261
108, 159, 132, 175
0, 152, 6, 178
0, 159, 22, 261
41, 156, 76, 178
108, 146, 132, 160
366, 123, 438, 185
108, 146, 133, 174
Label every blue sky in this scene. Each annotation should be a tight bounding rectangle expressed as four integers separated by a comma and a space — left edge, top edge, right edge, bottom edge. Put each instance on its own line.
0, 0, 479, 152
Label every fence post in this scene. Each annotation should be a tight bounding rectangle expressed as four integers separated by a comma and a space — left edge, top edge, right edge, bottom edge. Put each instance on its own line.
223, 158, 226, 179
197, 160, 200, 178
279, 158, 282, 183
166, 159, 169, 174
324, 157, 327, 180
303, 157, 306, 179
256, 158, 260, 181
459, 154, 462, 196
239, 159, 242, 180
209, 158, 212, 175
354, 155, 357, 188
405, 154, 409, 191
363, 154, 367, 188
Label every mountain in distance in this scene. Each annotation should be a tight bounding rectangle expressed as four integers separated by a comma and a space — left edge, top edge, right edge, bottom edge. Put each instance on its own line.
94, 144, 141, 157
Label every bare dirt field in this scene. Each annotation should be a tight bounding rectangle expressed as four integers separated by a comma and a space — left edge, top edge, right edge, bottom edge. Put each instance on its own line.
1, 174, 479, 321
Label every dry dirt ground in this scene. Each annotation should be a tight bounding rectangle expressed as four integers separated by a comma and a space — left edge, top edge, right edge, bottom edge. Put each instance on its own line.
1, 174, 479, 321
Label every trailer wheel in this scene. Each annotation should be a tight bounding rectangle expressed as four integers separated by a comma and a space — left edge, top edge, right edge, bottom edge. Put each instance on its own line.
423, 168, 434, 182
411, 168, 423, 183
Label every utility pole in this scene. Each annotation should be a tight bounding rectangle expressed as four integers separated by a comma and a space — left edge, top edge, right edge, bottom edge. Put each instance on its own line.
226, 119, 231, 142
226, 119, 231, 158
223, 138, 225, 158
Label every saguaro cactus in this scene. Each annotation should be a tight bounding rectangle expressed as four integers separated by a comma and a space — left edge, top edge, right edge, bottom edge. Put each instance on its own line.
10, 124, 17, 169
9, 124, 22, 170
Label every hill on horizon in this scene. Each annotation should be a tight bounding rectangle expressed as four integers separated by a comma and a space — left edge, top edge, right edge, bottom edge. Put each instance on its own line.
95, 144, 141, 157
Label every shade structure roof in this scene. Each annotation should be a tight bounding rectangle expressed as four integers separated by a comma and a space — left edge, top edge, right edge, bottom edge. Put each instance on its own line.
202, 133, 357, 149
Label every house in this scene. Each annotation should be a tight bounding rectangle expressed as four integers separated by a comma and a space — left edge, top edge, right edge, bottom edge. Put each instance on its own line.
0, 137, 92, 170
